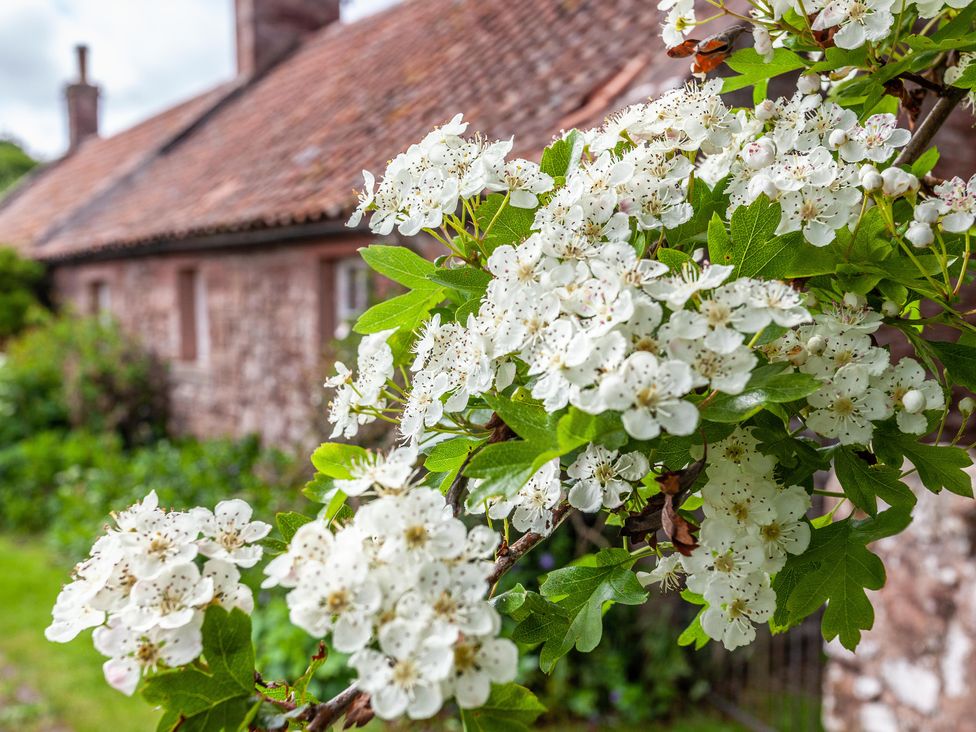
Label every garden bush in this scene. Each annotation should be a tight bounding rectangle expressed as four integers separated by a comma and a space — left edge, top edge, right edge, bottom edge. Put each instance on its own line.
0, 245, 45, 344
0, 315, 168, 446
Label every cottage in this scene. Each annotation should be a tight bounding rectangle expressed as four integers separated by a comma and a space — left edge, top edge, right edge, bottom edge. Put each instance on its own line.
0, 0, 697, 448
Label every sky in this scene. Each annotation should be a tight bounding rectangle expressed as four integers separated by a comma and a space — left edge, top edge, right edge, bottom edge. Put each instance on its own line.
0, 0, 399, 160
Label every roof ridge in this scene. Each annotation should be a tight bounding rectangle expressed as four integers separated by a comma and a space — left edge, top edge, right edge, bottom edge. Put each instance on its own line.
32, 80, 248, 249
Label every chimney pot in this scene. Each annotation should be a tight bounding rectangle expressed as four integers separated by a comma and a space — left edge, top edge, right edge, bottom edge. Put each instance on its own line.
235, 0, 340, 78
64, 44, 99, 153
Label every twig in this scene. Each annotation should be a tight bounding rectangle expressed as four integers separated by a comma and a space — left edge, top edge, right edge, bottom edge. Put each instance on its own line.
445, 453, 473, 517
486, 504, 571, 586
894, 71, 946, 96
894, 85, 968, 167
307, 684, 362, 731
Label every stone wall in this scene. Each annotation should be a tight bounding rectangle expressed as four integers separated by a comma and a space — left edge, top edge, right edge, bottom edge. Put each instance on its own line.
51, 235, 366, 450
823, 461, 976, 732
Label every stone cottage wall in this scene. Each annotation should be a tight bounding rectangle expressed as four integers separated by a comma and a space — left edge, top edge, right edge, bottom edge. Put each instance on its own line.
822, 461, 976, 732
51, 236, 367, 450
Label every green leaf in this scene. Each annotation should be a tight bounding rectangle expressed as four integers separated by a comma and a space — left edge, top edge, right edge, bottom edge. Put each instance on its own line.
706, 213, 731, 266
353, 288, 443, 334
833, 448, 916, 517
929, 340, 976, 392
493, 583, 528, 616
428, 266, 492, 294
310, 442, 368, 479
455, 294, 484, 323
665, 179, 726, 247
555, 408, 627, 453
460, 683, 546, 732
773, 508, 911, 650
911, 147, 941, 178
722, 48, 807, 93
483, 394, 556, 445
360, 245, 438, 290
475, 194, 536, 253
276, 512, 313, 543
702, 365, 821, 423
722, 197, 840, 279
677, 606, 710, 650
656, 248, 693, 272
881, 432, 974, 498
809, 47, 868, 72
540, 131, 583, 178
531, 548, 647, 671
464, 440, 549, 507
142, 606, 255, 732
424, 437, 484, 472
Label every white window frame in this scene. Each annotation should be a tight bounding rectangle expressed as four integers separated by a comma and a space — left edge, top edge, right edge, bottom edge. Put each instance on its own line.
334, 257, 369, 339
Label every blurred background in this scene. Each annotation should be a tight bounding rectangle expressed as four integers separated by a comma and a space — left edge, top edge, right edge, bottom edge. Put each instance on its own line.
1, 1, 973, 731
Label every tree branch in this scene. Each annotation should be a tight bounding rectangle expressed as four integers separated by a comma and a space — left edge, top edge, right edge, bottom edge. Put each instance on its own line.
894, 85, 968, 167
303, 502, 573, 727
307, 684, 362, 731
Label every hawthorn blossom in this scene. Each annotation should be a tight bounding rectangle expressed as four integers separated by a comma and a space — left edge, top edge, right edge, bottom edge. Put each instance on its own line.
566, 443, 649, 512
195, 499, 271, 568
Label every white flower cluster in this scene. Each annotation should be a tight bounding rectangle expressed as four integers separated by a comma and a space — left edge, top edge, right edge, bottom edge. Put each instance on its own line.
46, 492, 269, 695
640, 428, 811, 650
763, 296, 945, 444
908, 173, 976, 248
700, 94, 910, 246
336, 84, 820, 451
262, 447, 517, 721
671, 0, 963, 56
325, 329, 396, 439
347, 113, 553, 236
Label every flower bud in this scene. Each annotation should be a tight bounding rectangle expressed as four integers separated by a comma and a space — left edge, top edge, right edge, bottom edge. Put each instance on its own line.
902, 389, 926, 414
881, 167, 918, 198
881, 300, 899, 317
806, 334, 826, 354
797, 74, 822, 95
755, 99, 777, 121
860, 165, 883, 191
914, 200, 942, 224
960, 397, 975, 416
741, 138, 776, 169
828, 129, 848, 149
906, 221, 934, 248
753, 27, 774, 61
843, 292, 865, 308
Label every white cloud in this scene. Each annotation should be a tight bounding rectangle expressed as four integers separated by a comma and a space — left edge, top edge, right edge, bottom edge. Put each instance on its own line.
0, 0, 399, 160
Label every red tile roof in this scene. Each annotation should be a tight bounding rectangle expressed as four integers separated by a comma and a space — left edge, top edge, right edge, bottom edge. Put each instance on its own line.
0, 0, 685, 261
0, 84, 234, 254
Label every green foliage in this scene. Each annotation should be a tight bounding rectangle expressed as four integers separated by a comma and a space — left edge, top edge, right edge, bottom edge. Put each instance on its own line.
0, 246, 44, 343
353, 287, 443, 334
702, 364, 821, 422
475, 193, 536, 253
0, 139, 36, 193
833, 447, 916, 516
539, 131, 583, 178
512, 548, 647, 672
143, 606, 255, 732
0, 316, 168, 446
875, 428, 974, 498
928, 340, 976, 392
773, 508, 911, 650
722, 48, 807, 93
309, 442, 368, 478
359, 244, 438, 290
460, 683, 546, 731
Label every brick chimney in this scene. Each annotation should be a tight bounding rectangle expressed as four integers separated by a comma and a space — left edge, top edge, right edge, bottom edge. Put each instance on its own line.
235, 0, 340, 77
64, 44, 100, 153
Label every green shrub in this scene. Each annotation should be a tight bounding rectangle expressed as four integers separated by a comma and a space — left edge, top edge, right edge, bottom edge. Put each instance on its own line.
47, 435, 303, 556
0, 316, 168, 446
0, 246, 44, 344
0, 430, 124, 533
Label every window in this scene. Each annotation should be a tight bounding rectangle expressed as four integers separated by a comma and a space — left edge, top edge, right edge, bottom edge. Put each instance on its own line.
332, 257, 370, 340
177, 268, 208, 362
87, 280, 110, 317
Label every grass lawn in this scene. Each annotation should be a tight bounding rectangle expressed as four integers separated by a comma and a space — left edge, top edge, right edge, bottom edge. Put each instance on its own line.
0, 535, 160, 732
